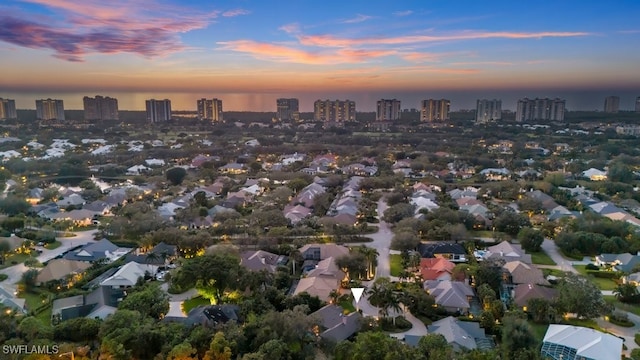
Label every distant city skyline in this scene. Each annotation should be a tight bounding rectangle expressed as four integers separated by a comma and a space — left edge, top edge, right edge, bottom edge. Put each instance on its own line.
1, 1, 639, 112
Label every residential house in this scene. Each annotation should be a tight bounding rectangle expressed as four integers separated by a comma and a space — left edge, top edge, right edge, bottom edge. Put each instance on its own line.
426, 316, 493, 351
0, 234, 26, 252
480, 168, 510, 181
284, 205, 312, 224
64, 239, 131, 263
219, 163, 247, 174
145, 158, 165, 167
36, 259, 91, 285
420, 257, 455, 281
312, 304, 361, 342
299, 243, 350, 261
126, 165, 150, 175
83, 201, 113, 216
541, 324, 622, 360
582, 168, 607, 181
294, 257, 345, 301
0, 286, 26, 313
49, 209, 97, 226
424, 280, 475, 314
51, 286, 121, 323
448, 187, 479, 200
240, 250, 286, 273
595, 253, 640, 273
503, 261, 550, 287
100, 262, 157, 289
190, 154, 221, 168
56, 193, 86, 207
417, 243, 467, 263
125, 242, 177, 265
26, 187, 44, 205
512, 284, 557, 310
480, 241, 532, 264
177, 305, 241, 327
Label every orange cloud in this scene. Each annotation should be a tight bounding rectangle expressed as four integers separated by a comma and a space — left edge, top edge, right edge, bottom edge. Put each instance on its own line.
218, 40, 394, 64
298, 30, 591, 47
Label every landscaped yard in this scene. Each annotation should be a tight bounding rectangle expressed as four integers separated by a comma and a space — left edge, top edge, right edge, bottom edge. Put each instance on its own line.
529, 322, 550, 344
44, 241, 62, 250
529, 251, 556, 266
0, 252, 39, 270
339, 298, 356, 313
181, 296, 210, 314
390, 254, 402, 277
19, 290, 53, 325
604, 295, 640, 317
574, 265, 617, 291
560, 317, 606, 333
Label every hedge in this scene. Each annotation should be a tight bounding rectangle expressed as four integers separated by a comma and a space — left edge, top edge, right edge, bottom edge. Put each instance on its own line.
586, 270, 620, 279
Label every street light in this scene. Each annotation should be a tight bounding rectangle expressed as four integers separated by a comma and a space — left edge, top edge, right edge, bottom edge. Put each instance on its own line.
59, 352, 74, 360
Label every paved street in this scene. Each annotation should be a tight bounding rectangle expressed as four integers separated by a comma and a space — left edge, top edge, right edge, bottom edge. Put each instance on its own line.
353, 198, 429, 338
0, 230, 97, 293
541, 238, 578, 274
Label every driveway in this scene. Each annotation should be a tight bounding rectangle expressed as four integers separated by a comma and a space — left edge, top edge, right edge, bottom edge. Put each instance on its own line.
596, 312, 640, 357
362, 199, 391, 280
541, 239, 578, 274
0, 229, 98, 293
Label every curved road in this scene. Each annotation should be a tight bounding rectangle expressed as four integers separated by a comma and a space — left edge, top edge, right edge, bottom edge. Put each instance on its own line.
354, 198, 429, 339
0, 230, 98, 293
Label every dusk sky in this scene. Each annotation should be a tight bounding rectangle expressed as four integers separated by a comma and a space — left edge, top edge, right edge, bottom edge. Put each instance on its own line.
1, 0, 640, 111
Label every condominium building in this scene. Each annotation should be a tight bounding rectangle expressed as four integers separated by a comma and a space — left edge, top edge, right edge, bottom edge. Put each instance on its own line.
635, 97, 640, 113
0, 98, 17, 120
276, 98, 299, 121
197, 98, 223, 122
83, 95, 119, 120
604, 96, 620, 113
420, 99, 450, 122
145, 99, 172, 123
475, 99, 502, 123
376, 99, 401, 121
314, 99, 356, 126
36, 99, 65, 120
515, 98, 565, 122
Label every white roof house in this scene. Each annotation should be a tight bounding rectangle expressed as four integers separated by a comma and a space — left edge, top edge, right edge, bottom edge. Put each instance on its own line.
127, 165, 150, 175
541, 324, 622, 360
582, 168, 607, 181
101, 262, 157, 288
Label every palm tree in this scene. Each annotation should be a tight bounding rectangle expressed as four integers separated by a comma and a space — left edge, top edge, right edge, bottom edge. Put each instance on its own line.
145, 252, 160, 275
398, 270, 412, 283
159, 250, 170, 267
289, 247, 302, 275
408, 251, 421, 272
357, 246, 379, 279
0, 240, 10, 265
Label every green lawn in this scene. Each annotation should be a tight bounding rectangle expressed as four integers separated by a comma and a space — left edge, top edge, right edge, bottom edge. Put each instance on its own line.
19, 290, 52, 325
604, 295, 640, 317
529, 322, 550, 344
44, 241, 62, 250
561, 317, 605, 333
181, 296, 210, 314
573, 265, 617, 291
390, 254, 402, 277
339, 299, 356, 314
529, 251, 556, 266
0, 252, 38, 269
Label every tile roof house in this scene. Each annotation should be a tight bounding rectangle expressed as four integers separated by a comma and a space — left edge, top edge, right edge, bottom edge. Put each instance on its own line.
312, 304, 361, 342
420, 257, 455, 281
427, 316, 493, 351
512, 284, 558, 310
503, 261, 550, 286
294, 257, 345, 301
424, 280, 475, 314
284, 204, 312, 224
51, 286, 121, 322
36, 259, 91, 285
100, 262, 157, 288
299, 243, 350, 261
595, 253, 640, 273
240, 250, 285, 273
64, 239, 131, 263
482, 241, 532, 264
541, 324, 622, 360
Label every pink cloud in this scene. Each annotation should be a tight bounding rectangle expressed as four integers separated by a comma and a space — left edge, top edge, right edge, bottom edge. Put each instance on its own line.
298, 30, 591, 47
222, 9, 250, 17
218, 40, 394, 64
1, 0, 219, 61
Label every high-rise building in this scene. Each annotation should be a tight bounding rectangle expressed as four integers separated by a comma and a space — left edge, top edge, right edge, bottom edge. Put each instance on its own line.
604, 96, 620, 113
420, 99, 450, 122
197, 98, 224, 122
475, 99, 502, 123
0, 98, 17, 120
515, 97, 565, 122
83, 95, 119, 120
276, 98, 299, 121
376, 99, 401, 121
145, 99, 172, 123
314, 99, 356, 126
636, 97, 640, 113
36, 99, 65, 120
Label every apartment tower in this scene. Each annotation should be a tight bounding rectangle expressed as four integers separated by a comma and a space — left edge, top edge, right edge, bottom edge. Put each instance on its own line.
475, 99, 502, 123
36, 99, 65, 120
197, 98, 224, 122
420, 99, 450, 122
145, 99, 172, 123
